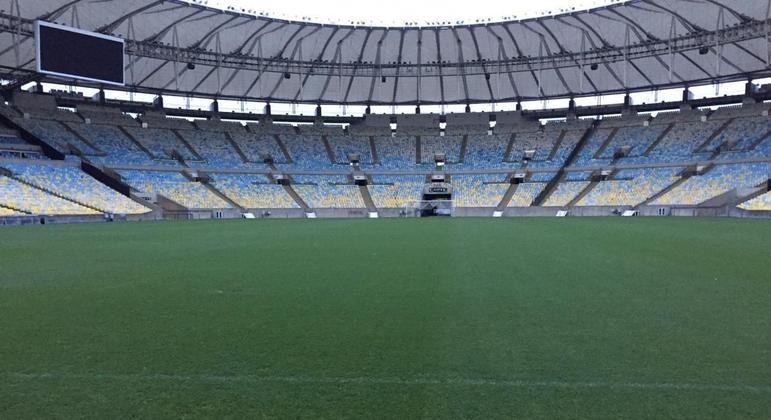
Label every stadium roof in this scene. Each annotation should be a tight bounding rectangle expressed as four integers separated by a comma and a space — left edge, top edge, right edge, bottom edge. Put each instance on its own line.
1, 0, 770, 106
178, 0, 625, 28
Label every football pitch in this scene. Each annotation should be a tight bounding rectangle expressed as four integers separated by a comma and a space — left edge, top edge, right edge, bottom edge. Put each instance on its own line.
1, 217, 770, 419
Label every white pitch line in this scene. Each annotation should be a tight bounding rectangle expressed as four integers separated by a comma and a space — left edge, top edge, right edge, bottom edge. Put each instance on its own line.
4, 372, 771, 394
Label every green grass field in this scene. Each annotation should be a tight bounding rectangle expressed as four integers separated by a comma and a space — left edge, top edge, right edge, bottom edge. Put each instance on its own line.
1, 217, 770, 419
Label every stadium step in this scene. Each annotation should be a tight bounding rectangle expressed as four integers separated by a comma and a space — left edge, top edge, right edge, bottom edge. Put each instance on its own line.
61, 122, 106, 155
201, 179, 245, 211
273, 134, 294, 163
503, 133, 516, 161
80, 160, 133, 199
747, 130, 771, 151
172, 130, 205, 161
546, 130, 566, 162
415, 136, 421, 164
636, 172, 693, 207
282, 184, 311, 211
458, 135, 468, 163
224, 132, 251, 164
733, 179, 771, 207
495, 182, 518, 210
358, 185, 378, 213
321, 135, 337, 164
643, 123, 675, 156
696, 179, 770, 208
695, 118, 734, 153
0, 113, 66, 160
369, 136, 380, 163
118, 126, 156, 160
533, 121, 598, 206
568, 180, 600, 207
593, 127, 619, 159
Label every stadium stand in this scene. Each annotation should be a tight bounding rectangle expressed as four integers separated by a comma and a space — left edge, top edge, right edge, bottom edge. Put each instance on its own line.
738, 192, 771, 211
292, 176, 365, 208
652, 163, 770, 206
421, 135, 463, 164
209, 174, 299, 209
543, 182, 590, 207
578, 168, 682, 206
508, 183, 547, 207
368, 176, 425, 208
328, 134, 374, 165
175, 129, 246, 168
453, 174, 508, 207
372, 136, 417, 169
0, 174, 99, 215
119, 170, 231, 209
0, 96, 770, 219
3, 162, 149, 214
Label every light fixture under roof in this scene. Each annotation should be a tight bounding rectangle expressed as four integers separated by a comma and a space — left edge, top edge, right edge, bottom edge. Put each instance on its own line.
183, 0, 627, 27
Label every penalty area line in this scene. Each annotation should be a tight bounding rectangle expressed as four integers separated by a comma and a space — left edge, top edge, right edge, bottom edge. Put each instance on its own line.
3, 372, 771, 394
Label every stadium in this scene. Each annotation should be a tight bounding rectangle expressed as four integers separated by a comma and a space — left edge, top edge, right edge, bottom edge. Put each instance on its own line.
0, 0, 770, 417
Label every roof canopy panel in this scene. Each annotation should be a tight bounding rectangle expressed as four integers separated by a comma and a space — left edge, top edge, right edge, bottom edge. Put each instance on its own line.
0, 0, 769, 105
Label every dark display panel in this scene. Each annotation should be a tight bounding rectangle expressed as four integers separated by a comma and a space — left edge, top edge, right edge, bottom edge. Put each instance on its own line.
36, 21, 124, 85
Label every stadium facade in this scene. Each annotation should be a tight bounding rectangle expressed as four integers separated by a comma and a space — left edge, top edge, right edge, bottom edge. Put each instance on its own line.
0, 0, 769, 223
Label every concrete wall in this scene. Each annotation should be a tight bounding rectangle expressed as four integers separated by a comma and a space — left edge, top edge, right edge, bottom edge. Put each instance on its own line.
3, 206, 769, 227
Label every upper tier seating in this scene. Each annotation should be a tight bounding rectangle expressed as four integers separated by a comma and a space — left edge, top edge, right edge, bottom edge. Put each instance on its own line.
123, 126, 196, 162
548, 129, 584, 167
66, 122, 151, 165
328, 135, 374, 165
572, 128, 614, 166
647, 121, 721, 161
229, 131, 289, 163
119, 170, 231, 209
175, 130, 246, 168
15, 118, 100, 155
509, 130, 558, 163
278, 134, 334, 170
421, 135, 463, 164
372, 136, 416, 169
3, 162, 150, 214
463, 134, 512, 169
602, 125, 666, 160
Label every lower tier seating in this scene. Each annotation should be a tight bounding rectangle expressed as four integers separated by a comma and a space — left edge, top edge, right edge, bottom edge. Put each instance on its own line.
293, 176, 365, 208
0, 175, 99, 215
508, 183, 547, 207
210, 174, 299, 209
653, 163, 770, 205
577, 168, 681, 206
543, 182, 590, 207
3, 163, 150, 214
0, 206, 25, 216
738, 192, 771, 211
452, 175, 508, 207
368, 176, 425, 208
119, 170, 231, 209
